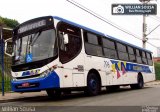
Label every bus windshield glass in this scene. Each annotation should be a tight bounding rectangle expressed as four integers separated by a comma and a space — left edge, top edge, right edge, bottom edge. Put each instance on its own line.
13, 29, 57, 65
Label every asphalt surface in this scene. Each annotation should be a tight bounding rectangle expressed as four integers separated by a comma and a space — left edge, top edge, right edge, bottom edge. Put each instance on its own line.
0, 85, 160, 112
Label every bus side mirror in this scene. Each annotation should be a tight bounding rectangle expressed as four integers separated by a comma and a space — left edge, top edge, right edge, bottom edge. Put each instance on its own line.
5, 38, 13, 57
63, 34, 69, 44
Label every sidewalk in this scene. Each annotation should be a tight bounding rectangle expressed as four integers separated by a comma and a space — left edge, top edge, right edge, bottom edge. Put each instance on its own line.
0, 91, 47, 103
145, 80, 160, 86
0, 80, 160, 103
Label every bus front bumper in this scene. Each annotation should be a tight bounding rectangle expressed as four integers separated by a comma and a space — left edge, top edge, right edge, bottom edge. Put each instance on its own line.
11, 71, 60, 92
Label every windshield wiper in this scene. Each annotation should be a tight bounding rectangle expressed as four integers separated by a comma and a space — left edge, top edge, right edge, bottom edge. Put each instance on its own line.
26, 31, 42, 54
30, 31, 42, 46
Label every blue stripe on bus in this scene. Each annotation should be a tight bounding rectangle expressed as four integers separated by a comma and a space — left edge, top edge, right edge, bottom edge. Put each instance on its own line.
111, 60, 151, 73
11, 71, 60, 92
126, 63, 151, 73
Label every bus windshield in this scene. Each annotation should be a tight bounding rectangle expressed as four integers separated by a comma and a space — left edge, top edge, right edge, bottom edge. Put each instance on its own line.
13, 29, 57, 65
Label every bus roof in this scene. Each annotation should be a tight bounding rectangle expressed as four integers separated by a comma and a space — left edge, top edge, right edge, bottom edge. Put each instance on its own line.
54, 16, 151, 53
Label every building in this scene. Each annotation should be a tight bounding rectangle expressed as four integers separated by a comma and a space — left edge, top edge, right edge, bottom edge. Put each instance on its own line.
153, 57, 160, 62
157, 47, 160, 57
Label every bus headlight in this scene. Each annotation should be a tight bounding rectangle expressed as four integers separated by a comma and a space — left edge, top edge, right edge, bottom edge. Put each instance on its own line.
39, 69, 51, 78
12, 77, 18, 81
39, 65, 58, 78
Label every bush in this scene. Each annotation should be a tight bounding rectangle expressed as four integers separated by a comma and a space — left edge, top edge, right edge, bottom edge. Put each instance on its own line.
154, 62, 160, 80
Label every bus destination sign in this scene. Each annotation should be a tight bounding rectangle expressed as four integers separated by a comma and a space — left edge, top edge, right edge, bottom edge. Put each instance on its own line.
18, 20, 46, 34
112, 4, 157, 15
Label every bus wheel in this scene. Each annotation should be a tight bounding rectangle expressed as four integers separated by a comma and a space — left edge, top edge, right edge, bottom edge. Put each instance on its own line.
46, 89, 61, 99
85, 73, 101, 96
130, 75, 144, 89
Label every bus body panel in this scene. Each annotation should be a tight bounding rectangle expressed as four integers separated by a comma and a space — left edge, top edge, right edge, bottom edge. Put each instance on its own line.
11, 71, 60, 92
58, 51, 85, 88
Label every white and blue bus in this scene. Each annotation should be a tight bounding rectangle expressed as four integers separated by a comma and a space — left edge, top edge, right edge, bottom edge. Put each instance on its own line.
10, 16, 155, 97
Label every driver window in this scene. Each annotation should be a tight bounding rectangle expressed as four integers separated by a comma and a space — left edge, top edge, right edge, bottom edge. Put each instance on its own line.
58, 22, 82, 64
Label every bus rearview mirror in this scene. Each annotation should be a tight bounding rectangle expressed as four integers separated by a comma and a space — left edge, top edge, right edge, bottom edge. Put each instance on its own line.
5, 38, 13, 57
63, 34, 69, 44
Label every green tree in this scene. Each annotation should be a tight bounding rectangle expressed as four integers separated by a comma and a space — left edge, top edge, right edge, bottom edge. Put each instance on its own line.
0, 16, 19, 28
0, 17, 6, 27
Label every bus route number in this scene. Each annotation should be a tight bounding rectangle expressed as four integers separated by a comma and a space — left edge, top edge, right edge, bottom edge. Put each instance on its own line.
104, 61, 110, 68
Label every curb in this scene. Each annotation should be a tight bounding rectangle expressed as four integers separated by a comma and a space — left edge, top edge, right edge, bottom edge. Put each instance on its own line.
0, 92, 47, 103
0, 95, 47, 103
145, 80, 160, 86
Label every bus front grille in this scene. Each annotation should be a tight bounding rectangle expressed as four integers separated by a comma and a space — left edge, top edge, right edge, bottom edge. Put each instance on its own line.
16, 74, 40, 80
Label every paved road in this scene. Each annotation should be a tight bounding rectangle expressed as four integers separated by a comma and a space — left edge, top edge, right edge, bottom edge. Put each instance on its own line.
0, 85, 160, 112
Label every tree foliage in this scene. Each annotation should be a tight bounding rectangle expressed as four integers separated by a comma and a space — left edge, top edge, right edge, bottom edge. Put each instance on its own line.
0, 17, 6, 27
0, 16, 19, 28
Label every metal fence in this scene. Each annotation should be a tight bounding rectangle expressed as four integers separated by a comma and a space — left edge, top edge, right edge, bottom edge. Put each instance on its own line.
0, 28, 12, 95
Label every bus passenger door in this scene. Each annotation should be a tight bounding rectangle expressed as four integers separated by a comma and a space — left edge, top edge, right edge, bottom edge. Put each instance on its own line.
72, 54, 85, 87
57, 22, 84, 88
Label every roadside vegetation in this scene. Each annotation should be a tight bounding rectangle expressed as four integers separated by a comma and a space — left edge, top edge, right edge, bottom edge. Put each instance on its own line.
0, 16, 18, 92
154, 62, 160, 80
0, 16, 19, 28
0, 55, 12, 92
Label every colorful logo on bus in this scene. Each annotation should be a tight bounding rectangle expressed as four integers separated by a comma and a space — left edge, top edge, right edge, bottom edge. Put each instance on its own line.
111, 60, 127, 79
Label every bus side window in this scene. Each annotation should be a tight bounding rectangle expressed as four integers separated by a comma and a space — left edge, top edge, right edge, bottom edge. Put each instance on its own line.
136, 49, 142, 64
84, 31, 103, 57
128, 46, 136, 62
102, 38, 118, 59
116, 42, 129, 61
142, 51, 148, 65
147, 52, 153, 65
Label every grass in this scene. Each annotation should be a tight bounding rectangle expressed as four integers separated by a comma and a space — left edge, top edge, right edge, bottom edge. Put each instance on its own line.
0, 55, 12, 92
0, 70, 11, 92
154, 62, 160, 80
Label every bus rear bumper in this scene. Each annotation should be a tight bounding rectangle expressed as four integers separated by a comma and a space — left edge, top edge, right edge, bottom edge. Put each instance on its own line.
11, 71, 60, 92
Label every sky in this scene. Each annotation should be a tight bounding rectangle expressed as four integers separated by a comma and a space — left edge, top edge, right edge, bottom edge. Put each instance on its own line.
0, 0, 160, 57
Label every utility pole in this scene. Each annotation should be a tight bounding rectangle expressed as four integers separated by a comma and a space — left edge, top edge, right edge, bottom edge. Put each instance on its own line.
140, 0, 158, 48
142, 13, 147, 48
140, 0, 150, 49
140, 0, 153, 48
0, 26, 5, 96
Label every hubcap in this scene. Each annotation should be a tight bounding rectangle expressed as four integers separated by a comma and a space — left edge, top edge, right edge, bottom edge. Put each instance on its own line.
90, 79, 97, 90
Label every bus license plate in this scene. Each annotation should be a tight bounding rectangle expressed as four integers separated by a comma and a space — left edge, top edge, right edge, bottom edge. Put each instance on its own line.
22, 82, 30, 87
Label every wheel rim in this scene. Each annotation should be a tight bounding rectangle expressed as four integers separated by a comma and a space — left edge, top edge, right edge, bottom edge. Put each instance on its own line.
89, 79, 97, 91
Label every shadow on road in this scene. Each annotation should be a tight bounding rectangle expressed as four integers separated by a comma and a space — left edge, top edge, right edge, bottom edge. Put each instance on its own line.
7, 86, 151, 103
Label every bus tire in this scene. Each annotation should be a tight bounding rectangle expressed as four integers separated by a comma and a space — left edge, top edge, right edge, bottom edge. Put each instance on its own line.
85, 73, 101, 96
130, 74, 144, 89
46, 89, 61, 99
